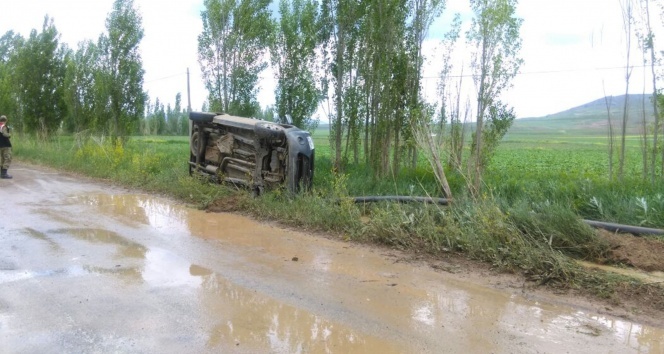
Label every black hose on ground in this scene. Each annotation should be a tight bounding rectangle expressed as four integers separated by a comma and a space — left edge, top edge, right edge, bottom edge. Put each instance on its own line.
582, 220, 664, 236
352, 196, 449, 206
351, 195, 664, 236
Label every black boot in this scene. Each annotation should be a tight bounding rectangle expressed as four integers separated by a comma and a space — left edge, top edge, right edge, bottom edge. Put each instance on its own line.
1, 168, 11, 179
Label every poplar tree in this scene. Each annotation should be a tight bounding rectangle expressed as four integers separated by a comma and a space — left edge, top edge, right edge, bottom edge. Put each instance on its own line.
198, 0, 272, 117
63, 40, 99, 134
318, 0, 364, 169
0, 31, 23, 130
13, 16, 67, 138
97, 0, 147, 142
467, 0, 523, 195
270, 0, 320, 131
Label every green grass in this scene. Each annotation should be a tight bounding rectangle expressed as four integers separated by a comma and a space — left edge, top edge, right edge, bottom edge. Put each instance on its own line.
311, 125, 664, 228
11, 127, 664, 311
14, 128, 663, 229
13, 135, 234, 205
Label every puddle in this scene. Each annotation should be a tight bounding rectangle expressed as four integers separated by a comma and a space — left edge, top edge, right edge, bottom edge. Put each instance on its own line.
0, 266, 87, 285
140, 248, 412, 353
205, 301, 404, 353
67, 193, 664, 352
577, 260, 664, 284
141, 248, 207, 288
33, 208, 78, 226
71, 194, 188, 233
51, 228, 147, 259
22, 228, 62, 251
83, 265, 143, 281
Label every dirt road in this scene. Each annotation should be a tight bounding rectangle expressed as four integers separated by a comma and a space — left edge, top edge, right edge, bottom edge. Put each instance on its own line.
1, 164, 663, 353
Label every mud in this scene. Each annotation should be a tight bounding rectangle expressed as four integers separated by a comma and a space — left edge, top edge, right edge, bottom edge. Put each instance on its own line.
206, 194, 245, 213
1, 163, 664, 353
578, 261, 664, 284
598, 230, 664, 272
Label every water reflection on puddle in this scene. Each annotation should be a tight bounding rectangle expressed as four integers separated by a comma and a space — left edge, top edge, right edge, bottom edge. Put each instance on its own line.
138, 246, 404, 353
51, 228, 147, 259
71, 194, 190, 235
64, 193, 664, 353
199, 271, 404, 353
142, 248, 206, 288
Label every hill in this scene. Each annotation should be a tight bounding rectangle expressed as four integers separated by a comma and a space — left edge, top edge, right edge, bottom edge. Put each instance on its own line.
511, 94, 656, 135
313, 94, 656, 137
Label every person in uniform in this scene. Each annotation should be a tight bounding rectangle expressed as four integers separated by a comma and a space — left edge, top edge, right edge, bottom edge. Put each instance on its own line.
0, 115, 13, 179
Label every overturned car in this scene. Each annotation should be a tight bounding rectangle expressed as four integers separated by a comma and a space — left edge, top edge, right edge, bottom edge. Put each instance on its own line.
188, 112, 314, 194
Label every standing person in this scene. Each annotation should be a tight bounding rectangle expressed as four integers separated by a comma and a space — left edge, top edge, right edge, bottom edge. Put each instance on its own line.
0, 115, 12, 179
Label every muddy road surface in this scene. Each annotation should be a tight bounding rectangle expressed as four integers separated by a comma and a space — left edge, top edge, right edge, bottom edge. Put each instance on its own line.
1, 164, 663, 353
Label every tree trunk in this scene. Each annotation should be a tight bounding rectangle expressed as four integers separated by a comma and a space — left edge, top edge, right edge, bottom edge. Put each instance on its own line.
392, 114, 401, 176
473, 35, 489, 197
603, 92, 615, 181
640, 85, 648, 180
334, 22, 344, 170
222, 45, 228, 112
644, 0, 660, 182
411, 146, 417, 169
618, 0, 633, 181
428, 133, 452, 199
619, 87, 630, 181
363, 80, 370, 164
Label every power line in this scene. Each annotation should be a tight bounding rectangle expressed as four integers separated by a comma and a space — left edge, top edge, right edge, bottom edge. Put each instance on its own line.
420, 63, 664, 79
153, 64, 659, 84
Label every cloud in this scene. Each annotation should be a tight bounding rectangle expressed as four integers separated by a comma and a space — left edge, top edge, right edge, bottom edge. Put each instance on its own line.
420, 0, 656, 118
0, 1, 111, 45
0, 0, 209, 111
1, 0, 659, 120
138, 0, 206, 109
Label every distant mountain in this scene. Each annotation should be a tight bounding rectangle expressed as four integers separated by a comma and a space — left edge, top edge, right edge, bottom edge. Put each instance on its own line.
314, 94, 656, 136
512, 94, 657, 134
541, 94, 655, 120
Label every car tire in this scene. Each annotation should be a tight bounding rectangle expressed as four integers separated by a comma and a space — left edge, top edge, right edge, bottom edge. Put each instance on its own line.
189, 112, 217, 123
190, 126, 206, 158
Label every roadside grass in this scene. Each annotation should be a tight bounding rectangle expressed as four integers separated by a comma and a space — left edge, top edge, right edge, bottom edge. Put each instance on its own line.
488, 142, 664, 228
12, 130, 664, 312
13, 135, 233, 206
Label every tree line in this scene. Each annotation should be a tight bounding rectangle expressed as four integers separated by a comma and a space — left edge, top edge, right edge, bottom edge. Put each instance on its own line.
5, 0, 659, 195
0, 0, 530, 194
0, 0, 184, 142
198, 0, 524, 195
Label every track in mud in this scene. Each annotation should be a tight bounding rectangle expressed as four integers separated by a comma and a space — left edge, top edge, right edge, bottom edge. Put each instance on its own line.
1, 164, 663, 353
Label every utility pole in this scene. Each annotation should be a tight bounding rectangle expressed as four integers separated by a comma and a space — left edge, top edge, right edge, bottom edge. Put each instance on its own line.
187, 67, 192, 112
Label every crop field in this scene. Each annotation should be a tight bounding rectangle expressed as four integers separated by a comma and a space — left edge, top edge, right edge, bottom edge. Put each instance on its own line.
309, 123, 663, 228
12, 123, 664, 310
14, 120, 664, 230
311, 123, 649, 181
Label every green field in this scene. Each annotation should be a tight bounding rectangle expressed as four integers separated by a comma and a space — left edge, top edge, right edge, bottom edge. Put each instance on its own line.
14, 119, 663, 228
310, 122, 663, 225
11, 122, 664, 307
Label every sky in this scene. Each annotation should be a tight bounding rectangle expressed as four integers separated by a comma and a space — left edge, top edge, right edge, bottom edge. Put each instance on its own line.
0, 0, 659, 119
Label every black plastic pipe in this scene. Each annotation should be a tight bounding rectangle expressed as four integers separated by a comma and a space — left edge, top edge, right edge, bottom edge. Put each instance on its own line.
352, 196, 449, 206
582, 219, 664, 236
350, 195, 664, 236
